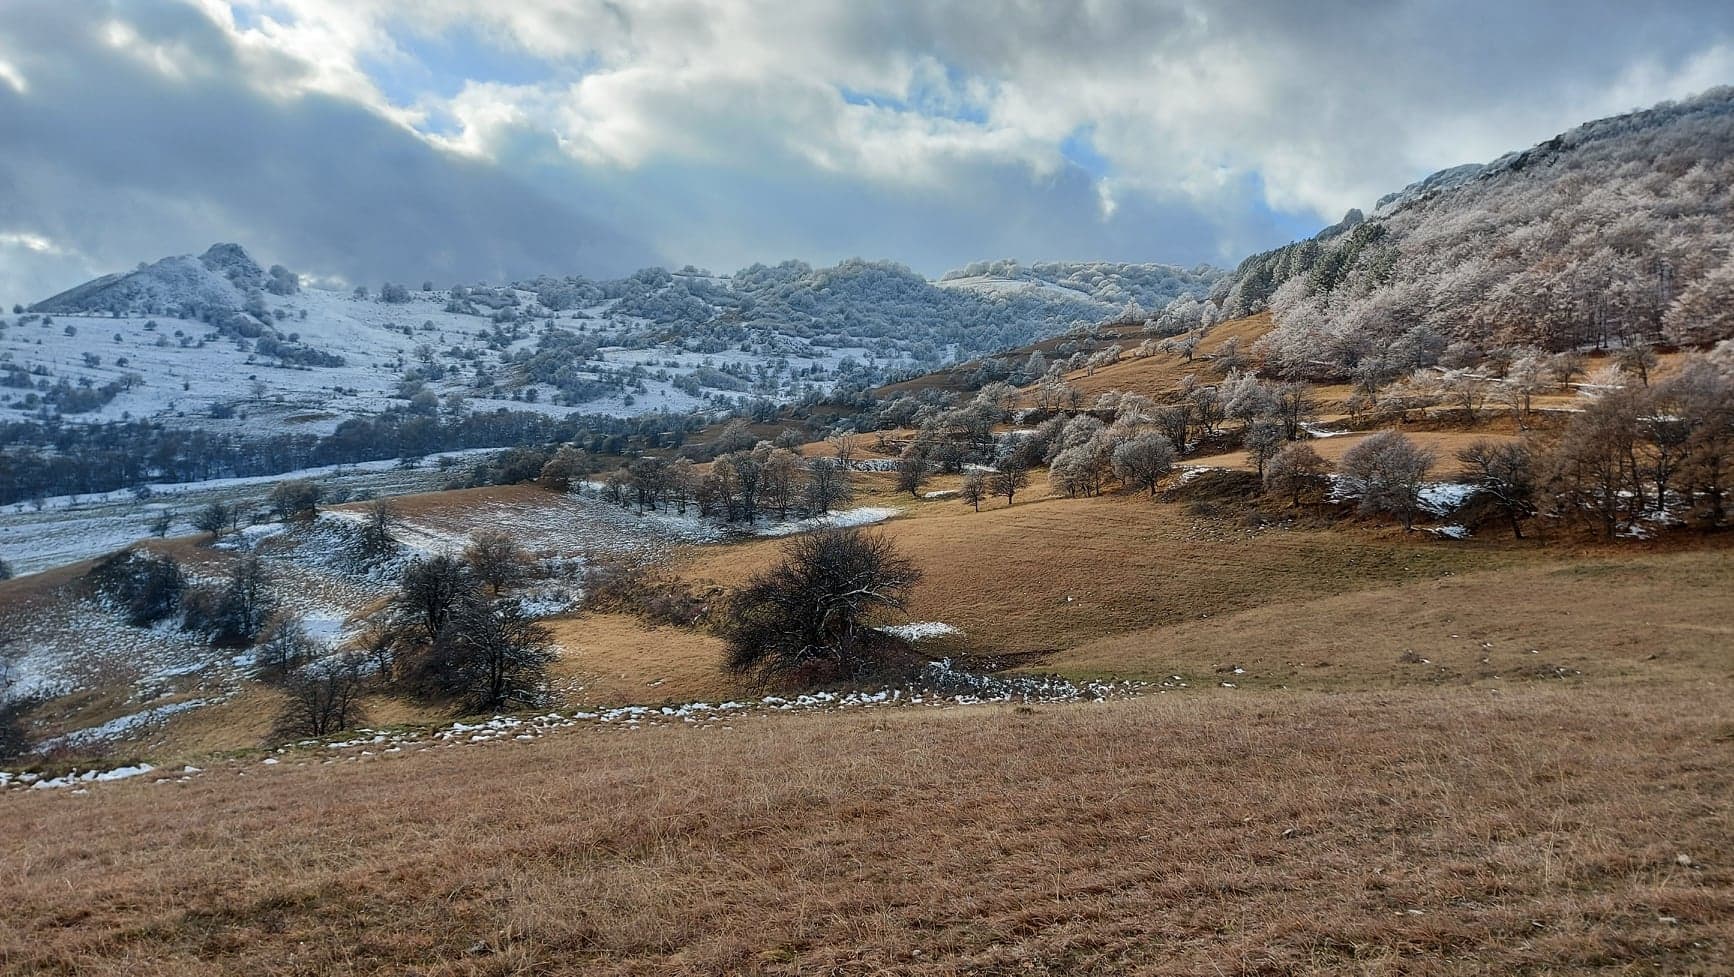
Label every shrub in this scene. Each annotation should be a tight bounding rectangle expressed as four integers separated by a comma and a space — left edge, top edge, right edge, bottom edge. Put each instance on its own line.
86, 550, 185, 626
723, 528, 921, 683
271, 654, 370, 740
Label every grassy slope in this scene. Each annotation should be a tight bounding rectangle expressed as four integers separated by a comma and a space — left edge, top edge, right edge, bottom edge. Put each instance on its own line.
678, 474, 1539, 660
3, 681, 1729, 976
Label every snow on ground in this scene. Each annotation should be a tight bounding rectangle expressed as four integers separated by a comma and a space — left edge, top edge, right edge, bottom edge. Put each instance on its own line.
3, 598, 238, 706
0, 452, 494, 575
1420, 482, 1478, 515
1174, 466, 1223, 485
1428, 525, 1471, 540
1328, 476, 1478, 517
1301, 422, 1352, 438
877, 622, 963, 641
33, 699, 212, 753
392, 490, 729, 561
2, 277, 905, 441
0, 449, 500, 516
7, 763, 157, 791
758, 506, 901, 537
935, 274, 1098, 303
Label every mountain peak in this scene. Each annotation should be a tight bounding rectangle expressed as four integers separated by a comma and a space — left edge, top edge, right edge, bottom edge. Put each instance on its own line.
198, 243, 265, 290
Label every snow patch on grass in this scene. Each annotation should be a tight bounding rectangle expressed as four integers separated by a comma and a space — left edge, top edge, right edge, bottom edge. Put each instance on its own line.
758, 506, 900, 537
1420, 482, 1477, 515
877, 622, 963, 641
34, 700, 212, 753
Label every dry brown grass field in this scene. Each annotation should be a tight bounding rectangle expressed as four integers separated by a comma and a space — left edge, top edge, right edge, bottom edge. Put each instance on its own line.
3, 680, 1729, 976
1039, 311, 1275, 403
677, 479, 1538, 661
1182, 429, 1523, 474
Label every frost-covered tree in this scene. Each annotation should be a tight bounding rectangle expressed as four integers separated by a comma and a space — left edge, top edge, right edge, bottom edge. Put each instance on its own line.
1263, 442, 1328, 506
1244, 420, 1285, 478
1197, 89, 1734, 375
1111, 432, 1176, 496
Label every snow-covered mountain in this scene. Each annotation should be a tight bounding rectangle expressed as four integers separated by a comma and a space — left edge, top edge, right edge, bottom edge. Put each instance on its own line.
1179, 87, 1734, 376
2, 249, 1221, 436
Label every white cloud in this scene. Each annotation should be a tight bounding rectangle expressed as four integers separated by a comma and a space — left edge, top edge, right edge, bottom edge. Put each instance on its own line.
0, 57, 26, 95
192, 0, 1734, 226
0, 231, 72, 255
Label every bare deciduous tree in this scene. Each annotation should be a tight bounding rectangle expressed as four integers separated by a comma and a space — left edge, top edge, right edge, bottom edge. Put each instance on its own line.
894, 446, 931, 498
193, 501, 234, 540
272, 654, 369, 740
989, 458, 1031, 505
439, 599, 554, 713
254, 612, 321, 681
267, 479, 322, 522
465, 530, 530, 594
959, 471, 987, 511
357, 498, 400, 558
828, 432, 859, 467
802, 457, 852, 514
1339, 431, 1437, 530
1458, 440, 1537, 539
1263, 442, 1329, 507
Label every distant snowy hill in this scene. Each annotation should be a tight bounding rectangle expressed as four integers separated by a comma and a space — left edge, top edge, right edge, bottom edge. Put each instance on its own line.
938, 260, 1222, 313
2, 248, 1221, 435
31, 244, 274, 319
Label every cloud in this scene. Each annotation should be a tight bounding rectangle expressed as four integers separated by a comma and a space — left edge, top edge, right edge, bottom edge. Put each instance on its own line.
0, 2, 657, 302
2, 0, 1732, 300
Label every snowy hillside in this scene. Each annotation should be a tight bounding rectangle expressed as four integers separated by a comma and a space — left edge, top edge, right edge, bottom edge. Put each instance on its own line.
938, 259, 1222, 313
1172, 87, 1734, 375
3, 248, 1220, 438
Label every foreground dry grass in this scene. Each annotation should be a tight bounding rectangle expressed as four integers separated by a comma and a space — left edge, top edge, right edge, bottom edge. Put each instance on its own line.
3, 682, 1729, 976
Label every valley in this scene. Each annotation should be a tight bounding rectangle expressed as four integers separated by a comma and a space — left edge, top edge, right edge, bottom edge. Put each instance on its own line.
3, 75, 1733, 977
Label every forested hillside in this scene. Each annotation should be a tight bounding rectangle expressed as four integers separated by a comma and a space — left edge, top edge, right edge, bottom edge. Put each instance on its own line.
1164, 87, 1734, 380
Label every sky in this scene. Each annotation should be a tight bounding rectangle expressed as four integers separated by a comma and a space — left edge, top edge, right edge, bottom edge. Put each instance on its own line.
0, 0, 1731, 301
